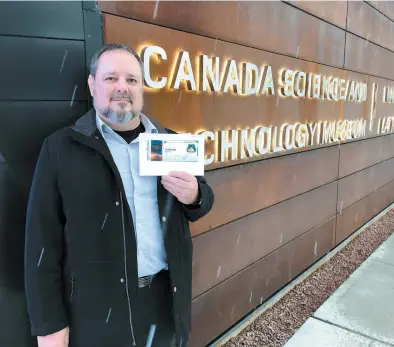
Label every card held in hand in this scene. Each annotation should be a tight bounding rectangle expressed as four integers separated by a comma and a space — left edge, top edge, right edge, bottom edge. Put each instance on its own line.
139, 133, 205, 176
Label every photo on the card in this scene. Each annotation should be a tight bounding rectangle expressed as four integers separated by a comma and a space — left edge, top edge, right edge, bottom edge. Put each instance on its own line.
149, 140, 163, 161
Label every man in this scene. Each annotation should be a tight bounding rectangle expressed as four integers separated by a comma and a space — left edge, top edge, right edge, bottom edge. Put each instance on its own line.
24, 43, 214, 347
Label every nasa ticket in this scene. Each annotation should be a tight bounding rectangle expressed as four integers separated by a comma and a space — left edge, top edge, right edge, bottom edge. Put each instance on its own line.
139, 133, 205, 176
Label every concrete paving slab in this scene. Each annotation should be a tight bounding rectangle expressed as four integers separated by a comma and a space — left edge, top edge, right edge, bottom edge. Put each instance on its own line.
314, 259, 394, 344
369, 233, 394, 266
283, 318, 373, 347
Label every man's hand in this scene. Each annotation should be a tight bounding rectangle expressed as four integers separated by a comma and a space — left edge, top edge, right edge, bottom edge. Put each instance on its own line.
37, 327, 69, 347
161, 171, 199, 205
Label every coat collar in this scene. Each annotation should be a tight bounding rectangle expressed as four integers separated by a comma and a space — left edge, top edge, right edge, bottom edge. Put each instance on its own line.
71, 108, 168, 136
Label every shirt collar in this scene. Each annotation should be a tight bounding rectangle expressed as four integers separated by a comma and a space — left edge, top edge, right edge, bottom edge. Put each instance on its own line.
95, 112, 158, 140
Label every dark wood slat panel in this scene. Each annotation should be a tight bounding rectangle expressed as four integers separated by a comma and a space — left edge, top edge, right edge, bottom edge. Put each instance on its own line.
0, 162, 37, 285
339, 134, 394, 178
0, 161, 42, 347
0, 1, 84, 39
345, 32, 394, 80
100, 1, 345, 67
367, 1, 394, 21
336, 179, 394, 244
191, 146, 339, 236
0, 101, 87, 163
0, 283, 36, 346
192, 182, 337, 298
190, 217, 336, 347
0, 36, 87, 101
338, 157, 394, 213
286, 1, 347, 29
347, 1, 394, 53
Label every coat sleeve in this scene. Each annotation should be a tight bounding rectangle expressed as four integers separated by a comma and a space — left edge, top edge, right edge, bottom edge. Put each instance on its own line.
180, 175, 214, 223
24, 138, 68, 336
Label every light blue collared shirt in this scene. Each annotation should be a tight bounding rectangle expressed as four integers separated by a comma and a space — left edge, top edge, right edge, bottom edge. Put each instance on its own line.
96, 114, 168, 277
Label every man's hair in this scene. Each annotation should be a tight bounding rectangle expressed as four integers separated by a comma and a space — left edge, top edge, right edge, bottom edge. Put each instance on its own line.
89, 43, 144, 78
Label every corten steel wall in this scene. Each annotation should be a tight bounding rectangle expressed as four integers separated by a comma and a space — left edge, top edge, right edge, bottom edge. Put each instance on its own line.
0, 2, 101, 346
98, 1, 394, 346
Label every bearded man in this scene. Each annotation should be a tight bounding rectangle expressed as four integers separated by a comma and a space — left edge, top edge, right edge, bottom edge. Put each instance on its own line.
24, 43, 214, 347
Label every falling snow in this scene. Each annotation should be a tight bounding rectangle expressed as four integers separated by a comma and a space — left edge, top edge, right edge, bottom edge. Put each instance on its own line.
153, 0, 159, 20
70, 85, 78, 107
37, 248, 44, 267
101, 213, 108, 230
213, 36, 219, 54
106, 308, 112, 323
59, 49, 68, 73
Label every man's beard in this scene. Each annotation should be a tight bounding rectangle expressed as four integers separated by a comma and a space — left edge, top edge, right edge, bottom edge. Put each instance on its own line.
100, 106, 138, 124
95, 92, 140, 124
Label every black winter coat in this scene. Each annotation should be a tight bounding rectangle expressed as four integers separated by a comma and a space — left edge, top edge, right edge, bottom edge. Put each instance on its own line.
24, 109, 214, 347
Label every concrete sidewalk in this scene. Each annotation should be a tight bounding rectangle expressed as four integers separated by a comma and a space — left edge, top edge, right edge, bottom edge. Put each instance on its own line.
284, 233, 394, 347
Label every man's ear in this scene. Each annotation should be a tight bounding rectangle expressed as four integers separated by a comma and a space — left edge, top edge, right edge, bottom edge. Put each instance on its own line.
87, 75, 95, 97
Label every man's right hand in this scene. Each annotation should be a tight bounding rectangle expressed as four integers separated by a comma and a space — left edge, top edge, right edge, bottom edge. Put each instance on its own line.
37, 327, 69, 347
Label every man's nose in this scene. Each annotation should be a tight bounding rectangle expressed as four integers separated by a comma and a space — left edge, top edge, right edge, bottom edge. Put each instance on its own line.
115, 79, 128, 92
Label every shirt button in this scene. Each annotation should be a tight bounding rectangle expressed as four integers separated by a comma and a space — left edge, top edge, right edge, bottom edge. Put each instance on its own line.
173, 287, 177, 293
115, 201, 119, 206
120, 278, 124, 283
162, 216, 167, 222
95, 136, 99, 140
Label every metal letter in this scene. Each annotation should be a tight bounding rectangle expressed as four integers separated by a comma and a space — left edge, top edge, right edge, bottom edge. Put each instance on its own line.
295, 72, 306, 98
199, 131, 215, 165
339, 79, 346, 100
219, 130, 238, 162
279, 69, 295, 97
173, 51, 197, 90
201, 55, 220, 92
295, 124, 308, 147
260, 65, 275, 96
243, 63, 259, 95
239, 129, 256, 159
222, 60, 241, 94
313, 74, 322, 99
142, 46, 168, 89
255, 127, 272, 155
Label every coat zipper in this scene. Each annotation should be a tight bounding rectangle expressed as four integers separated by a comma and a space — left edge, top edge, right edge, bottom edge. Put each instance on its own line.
70, 277, 74, 304
120, 192, 137, 346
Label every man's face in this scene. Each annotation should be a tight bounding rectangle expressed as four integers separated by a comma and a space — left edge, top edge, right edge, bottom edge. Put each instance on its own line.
88, 50, 144, 124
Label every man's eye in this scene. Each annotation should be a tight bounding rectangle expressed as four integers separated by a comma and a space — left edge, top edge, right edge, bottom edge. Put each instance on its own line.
128, 79, 137, 83
106, 77, 115, 81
